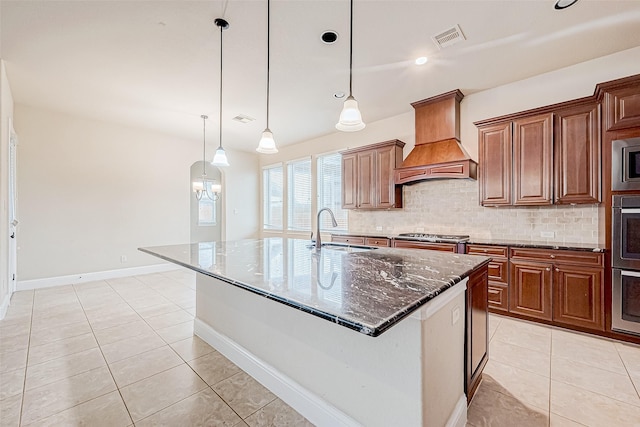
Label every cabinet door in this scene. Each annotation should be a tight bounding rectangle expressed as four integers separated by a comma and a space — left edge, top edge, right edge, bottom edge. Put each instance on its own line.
553, 265, 604, 330
392, 240, 457, 252
510, 260, 553, 320
466, 265, 489, 402
478, 122, 512, 206
357, 151, 376, 209
341, 153, 358, 209
554, 103, 601, 204
375, 146, 396, 208
513, 114, 553, 206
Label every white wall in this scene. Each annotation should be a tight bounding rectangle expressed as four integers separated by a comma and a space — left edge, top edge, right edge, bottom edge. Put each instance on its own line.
1, 60, 15, 315
223, 149, 259, 241
14, 105, 259, 281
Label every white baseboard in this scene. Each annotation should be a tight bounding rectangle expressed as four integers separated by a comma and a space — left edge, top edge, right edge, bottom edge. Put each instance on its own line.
194, 318, 362, 427
17, 263, 180, 291
446, 395, 468, 427
0, 292, 10, 320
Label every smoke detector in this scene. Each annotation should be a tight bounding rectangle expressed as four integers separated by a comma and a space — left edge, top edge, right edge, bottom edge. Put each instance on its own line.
431, 24, 466, 49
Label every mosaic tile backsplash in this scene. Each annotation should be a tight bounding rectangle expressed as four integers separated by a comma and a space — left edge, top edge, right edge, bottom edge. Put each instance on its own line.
348, 179, 600, 244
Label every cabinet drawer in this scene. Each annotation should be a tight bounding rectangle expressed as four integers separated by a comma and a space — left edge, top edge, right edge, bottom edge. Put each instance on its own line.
392, 240, 457, 252
509, 248, 603, 267
331, 235, 366, 245
365, 237, 390, 247
488, 283, 508, 312
488, 259, 509, 283
467, 245, 508, 257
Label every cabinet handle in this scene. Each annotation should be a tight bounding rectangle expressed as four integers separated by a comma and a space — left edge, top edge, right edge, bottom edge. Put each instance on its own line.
550, 255, 556, 259
546, 267, 551, 271
555, 268, 560, 272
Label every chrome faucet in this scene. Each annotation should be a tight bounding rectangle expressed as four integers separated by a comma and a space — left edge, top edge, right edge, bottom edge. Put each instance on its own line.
315, 208, 338, 249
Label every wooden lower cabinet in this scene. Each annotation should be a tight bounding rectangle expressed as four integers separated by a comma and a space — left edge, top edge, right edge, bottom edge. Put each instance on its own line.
467, 245, 509, 313
466, 264, 489, 402
392, 240, 457, 252
509, 260, 553, 320
553, 265, 604, 330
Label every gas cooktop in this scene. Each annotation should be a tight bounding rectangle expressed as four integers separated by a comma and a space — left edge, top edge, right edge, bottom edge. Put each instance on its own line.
395, 233, 470, 243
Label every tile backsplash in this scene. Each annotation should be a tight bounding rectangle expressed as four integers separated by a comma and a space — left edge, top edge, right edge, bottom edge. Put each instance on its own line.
348, 179, 600, 244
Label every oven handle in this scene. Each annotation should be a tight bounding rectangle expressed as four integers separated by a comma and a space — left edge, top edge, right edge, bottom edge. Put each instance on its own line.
621, 270, 640, 278
620, 208, 640, 214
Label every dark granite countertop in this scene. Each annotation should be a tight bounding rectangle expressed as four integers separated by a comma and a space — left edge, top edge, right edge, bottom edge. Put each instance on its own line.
139, 238, 490, 337
466, 238, 605, 252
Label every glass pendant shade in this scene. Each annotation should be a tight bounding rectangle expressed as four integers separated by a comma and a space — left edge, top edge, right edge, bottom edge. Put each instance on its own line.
212, 147, 229, 167
336, 95, 365, 132
256, 128, 278, 154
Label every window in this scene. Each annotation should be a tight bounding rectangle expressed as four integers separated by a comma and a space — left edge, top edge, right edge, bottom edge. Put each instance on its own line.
263, 165, 283, 230
287, 159, 312, 231
197, 180, 218, 226
317, 153, 348, 231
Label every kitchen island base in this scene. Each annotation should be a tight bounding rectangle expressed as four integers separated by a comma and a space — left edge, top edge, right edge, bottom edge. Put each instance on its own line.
195, 273, 468, 427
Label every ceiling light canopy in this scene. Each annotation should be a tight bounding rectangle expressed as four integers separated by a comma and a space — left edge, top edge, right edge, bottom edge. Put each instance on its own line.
256, 0, 278, 154
415, 56, 428, 65
336, 0, 365, 132
212, 18, 230, 167
554, 0, 579, 9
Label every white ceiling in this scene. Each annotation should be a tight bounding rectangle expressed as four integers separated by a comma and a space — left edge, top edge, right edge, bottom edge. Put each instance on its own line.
2, 1, 640, 153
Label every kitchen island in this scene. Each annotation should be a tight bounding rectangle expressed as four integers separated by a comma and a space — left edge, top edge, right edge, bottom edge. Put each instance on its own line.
140, 238, 490, 427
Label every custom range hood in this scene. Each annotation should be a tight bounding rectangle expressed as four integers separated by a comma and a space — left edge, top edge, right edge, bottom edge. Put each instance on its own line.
394, 89, 477, 185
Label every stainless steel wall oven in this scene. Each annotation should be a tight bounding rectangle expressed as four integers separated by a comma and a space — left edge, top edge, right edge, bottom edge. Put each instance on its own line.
612, 195, 640, 335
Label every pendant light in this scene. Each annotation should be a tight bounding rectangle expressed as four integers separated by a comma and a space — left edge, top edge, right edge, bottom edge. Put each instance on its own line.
336, 0, 365, 132
193, 115, 221, 201
212, 18, 230, 167
256, 0, 278, 154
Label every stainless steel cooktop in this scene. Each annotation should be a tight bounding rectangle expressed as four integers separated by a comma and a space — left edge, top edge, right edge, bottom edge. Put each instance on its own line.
395, 233, 470, 243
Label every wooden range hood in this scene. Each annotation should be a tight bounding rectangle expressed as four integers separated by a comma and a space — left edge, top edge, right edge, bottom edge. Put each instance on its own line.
394, 89, 477, 184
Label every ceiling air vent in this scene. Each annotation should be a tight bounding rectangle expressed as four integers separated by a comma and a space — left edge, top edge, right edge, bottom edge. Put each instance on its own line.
431, 24, 466, 49
232, 114, 255, 124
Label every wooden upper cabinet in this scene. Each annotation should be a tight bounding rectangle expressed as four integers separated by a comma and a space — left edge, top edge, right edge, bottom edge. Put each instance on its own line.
597, 75, 640, 131
554, 103, 601, 204
513, 113, 553, 206
479, 122, 512, 206
341, 153, 358, 209
340, 140, 405, 210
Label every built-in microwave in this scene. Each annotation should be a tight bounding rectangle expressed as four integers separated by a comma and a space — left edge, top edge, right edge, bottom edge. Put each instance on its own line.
612, 137, 640, 191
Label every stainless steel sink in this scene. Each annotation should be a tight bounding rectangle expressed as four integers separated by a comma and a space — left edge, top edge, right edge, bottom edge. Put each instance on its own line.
317, 243, 376, 253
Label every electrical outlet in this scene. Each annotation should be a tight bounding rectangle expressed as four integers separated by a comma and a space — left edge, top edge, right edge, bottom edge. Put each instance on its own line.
375, 226, 383, 231
120, 255, 127, 263
416, 227, 425, 233
540, 231, 555, 238
451, 306, 460, 325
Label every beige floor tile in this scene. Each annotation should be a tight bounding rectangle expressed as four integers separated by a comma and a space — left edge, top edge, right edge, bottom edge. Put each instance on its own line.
551, 380, 640, 427
25, 347, 105, 391
145, 310, 194, 330
551, 356, 640, 407
134, 302, 182, 319
93, 319, 153, 346
0, 394, 22, 427
616, 342, 640, 379
552, 329, 627, 375
0, 347, 27, 373
73, 279, 111, 291
29, 320, 92, 347
170, 336, 215, 361
0, 330, 30, 355
106, 276, 144, 288
483, 360, 550, 411
27, 332, 98, 366
126, 293, 171, 309
109, 345, 183, 388
88, 311, 142, 331
492, 317, 551, 353
119, 363, 207, 422
212, 371, 277, 418
0, 368, 25, 400
155, 320, 194, 343
489, 339, 550, 377
188, 351, 242, 387
31, 311, 87, 331
21, 366, 116, 425
135, 388, 242, 427
467, 383, 548, 427
0, 311, 32, 328
550, 413, 588, 426
184, 306, 196, 316
100, 331, 166, 364
79, 295, 127, 311
83, 303, 134, 321
22, 390, 132, 427
0, 320, 31, 340
244, 398, 313, 427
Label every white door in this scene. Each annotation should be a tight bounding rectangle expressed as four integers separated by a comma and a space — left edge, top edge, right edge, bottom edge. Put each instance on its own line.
8, 119, 18, 293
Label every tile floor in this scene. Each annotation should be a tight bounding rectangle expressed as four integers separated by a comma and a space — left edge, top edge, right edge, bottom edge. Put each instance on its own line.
1, 268, 639, 426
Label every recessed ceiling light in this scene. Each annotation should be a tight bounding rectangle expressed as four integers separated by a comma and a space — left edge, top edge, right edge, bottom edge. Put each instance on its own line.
232, 114, 255, 124
334, 91, 346, 99
554, 0, 579, 10
415, 57, 428, 65
321, 30, 339, 44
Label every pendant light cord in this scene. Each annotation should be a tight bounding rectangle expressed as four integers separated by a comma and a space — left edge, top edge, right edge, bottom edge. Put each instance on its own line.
219, 23, 224, 150
266, 0, 271, 128
202, 116, 207, 177
349, 0, 353, 97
